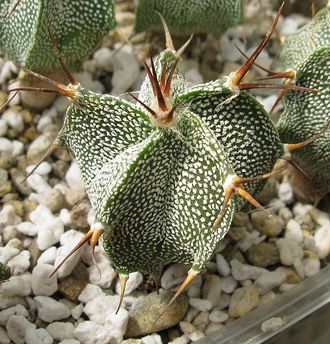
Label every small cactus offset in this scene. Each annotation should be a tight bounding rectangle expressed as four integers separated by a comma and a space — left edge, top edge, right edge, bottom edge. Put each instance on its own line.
134, 0, 244, 35
0, 0, 116, 73
276, 5, 330, 199
0, 263, 11, 283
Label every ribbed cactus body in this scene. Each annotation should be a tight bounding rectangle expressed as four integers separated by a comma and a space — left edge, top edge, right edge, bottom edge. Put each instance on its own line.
0, 0, 116, 73
134, 0, 244, 35
58, 49, 283, 275
277, 6, 330, 195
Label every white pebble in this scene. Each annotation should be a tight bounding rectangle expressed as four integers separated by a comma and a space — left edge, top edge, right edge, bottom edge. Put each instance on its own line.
88, 257, 115, 289
0, 247, 19, 264
293, 260, 305, 280
36, 217, 64, 251
189, 298, 212, 312
184, 308, 199, 323
53, 230, 86, 278
278, 179, 294, 204
205, 322, 224, 335
29, 205, 53, 225
26, 161, 52, 176
279, 283, 296, 292
169, 335, 189, 344
201, 275, 221, 306
259, 95, 281, 113
34, 296, 70, 322
220, 276, 238, 294
302, 258, 320, 277
221, 36, 245, 62
2, 108, 24, 133
209, 309, 229, 323
104, 308, 129, 344
261, 317, 284, 333
78, 284, 105, 304
185, 68, 203, 83
47, 322, 74, 341
32, 264, 57, 296
71, 303, 84, 320
65, 161, 84, 189
25, 327, 53, 344
161, 263, 189, 290
0, 326, 10, 344
59, 340, 80, 344
277, 239, 303, 266
142, 333, 163, 344
37, 247, 57, 265
278, 207, 293, 222
0, 294, 26, 311
0, 137, 13, 155
187, 285, 201, 298
281, 15, 307, 35
37, 116, 53, 133
7, 250, 30, 275
26, 174, 52, 194
87, 208, 95, 226
111, 49, 140, 95
285, 219, 304, 243
231, 259, 267, 281
314, 225, 330, 259
74, 71, 104, 94
310, 208, 330, 227
0, 61, 17, 84
59, 209, 71, 226
115, 271, 143, 296
0, 118, 8, 136
0, 205, 21, 230
240, 230, 265, 251
12, 140, 24, 157
253, 269, 287, 295
93, 47, 113, 71
216, 254, 230, 277
0, 276, 30, 297
260, 291, 277, 305
53, 97, 70, 114
180, 321, 197, 335
84, 295, 121, 325
0, 305, 28, 326
188, 331, 205, 341
16, 222, 38, 237
6, 315, 36, 344
73, 321, 112, 344
292, 203, 312, 218
42, 106, 58, 119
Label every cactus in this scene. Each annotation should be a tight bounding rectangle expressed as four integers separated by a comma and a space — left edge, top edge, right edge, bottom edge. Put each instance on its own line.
134, 0, 244, 35
0, 263, 11, 283
0, 0, 116, 73
3, 3, 317, 312
35, 4, 317, 310
276, 5, 330, 200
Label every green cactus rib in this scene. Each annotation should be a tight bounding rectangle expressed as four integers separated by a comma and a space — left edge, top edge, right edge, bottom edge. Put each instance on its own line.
277, 47, 330, 194
0, 263, 11, 283
0, 0, 116, 73
277, 6, 330, 196
134, 0, 244, 35
57, 48, 284, 276
280, 6, 330, 70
